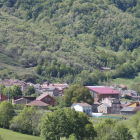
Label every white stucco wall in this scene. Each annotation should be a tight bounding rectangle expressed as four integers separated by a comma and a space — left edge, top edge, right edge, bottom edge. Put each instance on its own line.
71, 104, 92, 114
71, 104, 83, 112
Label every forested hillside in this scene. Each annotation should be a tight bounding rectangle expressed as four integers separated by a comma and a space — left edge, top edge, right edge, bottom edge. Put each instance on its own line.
1, 0, 140, 85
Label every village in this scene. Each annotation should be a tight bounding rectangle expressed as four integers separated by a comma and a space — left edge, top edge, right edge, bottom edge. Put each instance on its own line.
0, 78, 140, 116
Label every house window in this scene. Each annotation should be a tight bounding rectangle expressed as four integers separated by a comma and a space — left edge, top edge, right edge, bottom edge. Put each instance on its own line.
48, 97, 51, 101
45, 98, 47, 101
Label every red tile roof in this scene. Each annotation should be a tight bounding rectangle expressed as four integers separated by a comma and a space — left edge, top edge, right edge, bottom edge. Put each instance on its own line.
86, 86, 119, 94
26, 100, 48, 106
133, 106, 140, 112
119, 84, 128, 89
36, 94, 54, 101
2, 79, 27, 86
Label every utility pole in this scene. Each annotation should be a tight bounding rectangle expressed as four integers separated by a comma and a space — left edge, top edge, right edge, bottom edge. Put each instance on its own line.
8, 88, 10, 102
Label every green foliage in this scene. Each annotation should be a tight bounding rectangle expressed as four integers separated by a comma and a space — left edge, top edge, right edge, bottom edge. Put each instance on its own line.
3, 85, 22, 98
24, 86, 35, 96
41, 108, 96, 140
11, 85, 22, 96
0, 101, 14, 128
68, 134, 77, 140
1, 0, 140, 85
123, 94, 131, 100
0, 128, 44, 140
0, 135, 3, 140
95, 119, 132, 140
13, 104, 25, 110
131, 82, 140, 95
0, 84, 5, 94
64, 85, 94, 107
10, 106, 42, 136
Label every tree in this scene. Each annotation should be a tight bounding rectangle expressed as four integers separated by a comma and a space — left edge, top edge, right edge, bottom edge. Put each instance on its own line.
11, 85, 22, 97
68, 134, 77, 140
95, 119, 132, 140
123, 94, 131, 100
35, 65, 42, 75
41, 108, 96, 140
64, 85, 94, 107
0, 101, 14, 128
24, 86, 35, 96
2, 87, 12, 98
10, 106, 42, 136
0, 84, 5, 94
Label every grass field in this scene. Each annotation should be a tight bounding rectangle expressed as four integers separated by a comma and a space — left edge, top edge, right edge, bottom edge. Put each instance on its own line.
0, 128, 44, 140
0, 128, 67, 140
111, 72, 140, 88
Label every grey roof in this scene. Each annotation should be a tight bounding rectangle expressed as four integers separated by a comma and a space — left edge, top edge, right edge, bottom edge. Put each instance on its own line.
120, 107, 135, 112
72, 103, 92, 107
122, 90, 137, 96
120, 101, 127, 104
102, 103, 111, 107
43, 87, 56, 90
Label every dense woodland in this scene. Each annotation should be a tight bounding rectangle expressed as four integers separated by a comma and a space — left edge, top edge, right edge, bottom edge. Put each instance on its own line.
1, 0, 140, 85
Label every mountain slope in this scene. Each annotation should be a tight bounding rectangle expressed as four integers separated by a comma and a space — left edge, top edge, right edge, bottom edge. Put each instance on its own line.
0, 0, 140, 85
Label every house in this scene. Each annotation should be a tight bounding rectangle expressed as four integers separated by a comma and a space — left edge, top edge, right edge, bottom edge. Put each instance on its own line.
119, 84, 128, 90
33, 84, 41, 90
0, 94, 8, 102
71, 103, 92, 115
126, 102, 139, 107
41, 82, 69, 94
92, 98, 100, 112
1, 79, 28, 92
36, 94, 55, 106
121, 90, 137, 97
41, 87, 59, 97
26, 100, 49, 109
98, 98, 121, 114
12, 96, 36, 104
100, 67, 111, 72
120, 101, 140, 115
98, 103, 112, 114
131, 96, 140, 101
120, 106, 140, 115
86, 86, 119, 101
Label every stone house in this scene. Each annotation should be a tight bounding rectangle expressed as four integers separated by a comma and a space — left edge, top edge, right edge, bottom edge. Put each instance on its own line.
12, 96, 36, 105
41, 87, 59, 97
2, 79, 28, 92
41, 82, 69, 94
98, 98, 121, 114
98, 103, 112, 114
